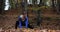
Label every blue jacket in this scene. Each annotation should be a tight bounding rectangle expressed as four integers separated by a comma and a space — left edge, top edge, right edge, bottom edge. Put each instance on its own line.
18, 16, 28, 28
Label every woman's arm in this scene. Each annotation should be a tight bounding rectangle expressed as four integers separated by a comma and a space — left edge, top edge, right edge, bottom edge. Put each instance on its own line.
25, 17, 29, 28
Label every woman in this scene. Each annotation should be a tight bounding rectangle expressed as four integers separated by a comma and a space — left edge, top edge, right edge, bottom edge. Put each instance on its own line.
15, 12, 28, 29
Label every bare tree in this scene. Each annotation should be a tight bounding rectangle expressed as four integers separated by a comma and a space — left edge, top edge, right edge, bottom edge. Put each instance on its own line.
0, 0, 4, 14
56, 0, 60, 14
51, 0, 55, 7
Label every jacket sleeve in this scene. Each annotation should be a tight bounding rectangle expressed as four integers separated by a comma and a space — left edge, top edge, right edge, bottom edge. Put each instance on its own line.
18, 16, 22, 28
25, 17, 29, 28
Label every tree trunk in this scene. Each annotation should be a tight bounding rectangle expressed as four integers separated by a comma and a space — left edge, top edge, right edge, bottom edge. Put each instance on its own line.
0, 0, 4, 14
37, 10, 41, 26
56, 0, 60, 14
51, 0, 55, 7
38, 0, 42, 6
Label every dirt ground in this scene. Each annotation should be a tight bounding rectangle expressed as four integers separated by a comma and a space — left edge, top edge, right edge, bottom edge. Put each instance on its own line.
0, 28, 60, 32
